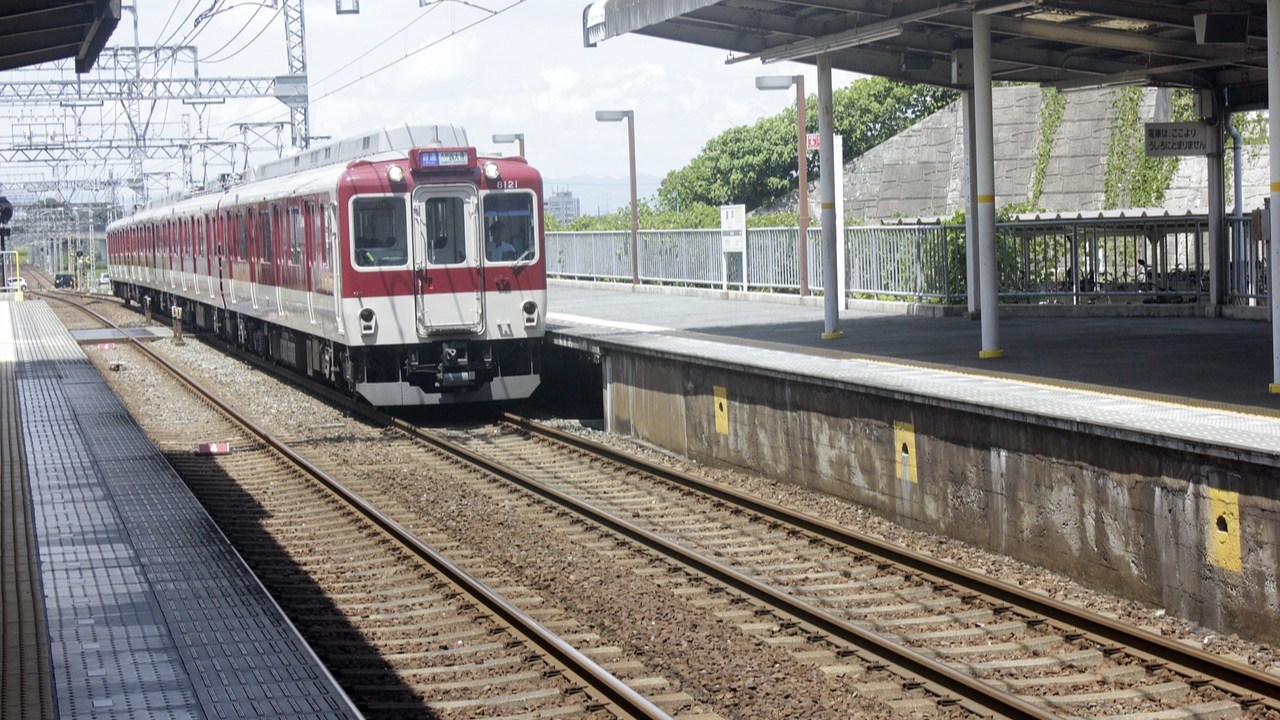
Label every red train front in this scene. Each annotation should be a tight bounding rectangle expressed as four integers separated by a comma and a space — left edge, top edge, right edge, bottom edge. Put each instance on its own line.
106, 125, 546, 406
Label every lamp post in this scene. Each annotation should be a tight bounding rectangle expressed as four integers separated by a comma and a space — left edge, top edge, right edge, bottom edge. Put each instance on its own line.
756, 74, 809, 297
492, 132, 525, 157
595, 109, 638, 285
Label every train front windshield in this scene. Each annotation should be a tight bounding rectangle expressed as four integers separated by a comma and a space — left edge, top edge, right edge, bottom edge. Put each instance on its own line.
482, 193, 536, 263
353, 197, 409, 267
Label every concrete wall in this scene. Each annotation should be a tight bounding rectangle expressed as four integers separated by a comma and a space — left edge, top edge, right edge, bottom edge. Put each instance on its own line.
773, 85, 1272, 222
600, 347, 1280, 643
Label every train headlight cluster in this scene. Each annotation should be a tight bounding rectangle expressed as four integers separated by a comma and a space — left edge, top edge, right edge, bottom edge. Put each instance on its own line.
483, 162, 501, 181
522, 300, 539, 327
359, 307, 377, 336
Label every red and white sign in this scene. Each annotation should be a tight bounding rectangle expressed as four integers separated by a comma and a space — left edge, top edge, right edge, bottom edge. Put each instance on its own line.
196, 442, 231, 455
96, 343, 116, 350
806, 133, 821, 151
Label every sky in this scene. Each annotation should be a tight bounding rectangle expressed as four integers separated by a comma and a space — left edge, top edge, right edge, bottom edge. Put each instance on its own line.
0, 0, 860, 213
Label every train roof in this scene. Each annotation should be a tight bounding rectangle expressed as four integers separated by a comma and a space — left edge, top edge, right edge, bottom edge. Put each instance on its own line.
108, 125, 471, 231
250, 124, 468, 182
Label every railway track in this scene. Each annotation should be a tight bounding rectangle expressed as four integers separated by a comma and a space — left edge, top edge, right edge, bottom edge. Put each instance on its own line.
44, 292, 671, 720
46, 289, 1280, 718
434, 415, 1280, 719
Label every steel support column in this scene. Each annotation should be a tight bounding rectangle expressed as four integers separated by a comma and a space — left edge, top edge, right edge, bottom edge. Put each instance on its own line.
1269, 0, 1280, 391
974, 14, 1002, 359
1206, 109, 1225, 309
818, 54, 842, 340
962, 89, 979, 316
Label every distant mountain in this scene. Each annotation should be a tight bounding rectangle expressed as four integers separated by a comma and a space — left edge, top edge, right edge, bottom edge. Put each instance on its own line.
543, 174, 662, 219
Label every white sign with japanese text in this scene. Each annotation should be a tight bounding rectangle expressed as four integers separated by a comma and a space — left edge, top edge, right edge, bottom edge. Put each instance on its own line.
1144, 122, 1210, 157
720, 204, 746, 253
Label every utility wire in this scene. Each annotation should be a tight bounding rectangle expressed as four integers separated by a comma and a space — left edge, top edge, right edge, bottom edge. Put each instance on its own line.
152, 1, 188, 53
153, 1, 209, 58
312, 0, 529, 105
204, 4, 283, 64
309, 5, 441, 87
219, 1, 527, 130
198, 2, 271, 63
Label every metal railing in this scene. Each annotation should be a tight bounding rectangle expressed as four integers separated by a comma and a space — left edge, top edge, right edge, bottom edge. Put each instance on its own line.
997, 215, 1212, 304
547, 212, 1261, 306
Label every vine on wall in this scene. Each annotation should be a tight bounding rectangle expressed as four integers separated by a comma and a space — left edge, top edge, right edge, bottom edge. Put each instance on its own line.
1103, 87, 1193, 209
1027, 87, 1065, 209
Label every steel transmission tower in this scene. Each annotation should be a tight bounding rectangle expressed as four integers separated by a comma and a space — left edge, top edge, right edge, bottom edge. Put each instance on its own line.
0, 1, 312, 204
280, 0, 310, 150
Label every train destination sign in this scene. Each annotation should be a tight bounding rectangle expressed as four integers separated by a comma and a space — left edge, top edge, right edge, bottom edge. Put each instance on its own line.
1144, 122, 1210, 157
411, 147, 476, 170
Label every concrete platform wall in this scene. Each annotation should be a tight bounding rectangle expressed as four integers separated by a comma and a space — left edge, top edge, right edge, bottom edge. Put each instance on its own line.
600, 349, 1280, 643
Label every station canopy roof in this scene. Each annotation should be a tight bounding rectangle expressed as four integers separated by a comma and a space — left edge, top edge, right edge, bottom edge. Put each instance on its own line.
0, 0, 121, 73
583, 1, 1271, 110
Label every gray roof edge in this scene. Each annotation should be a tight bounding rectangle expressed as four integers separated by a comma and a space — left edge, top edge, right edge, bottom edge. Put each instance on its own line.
583, 0, 722, 46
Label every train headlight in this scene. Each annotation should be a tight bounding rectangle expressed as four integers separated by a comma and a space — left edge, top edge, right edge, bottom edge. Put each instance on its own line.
359, 307, 377, 336
387, 165, 406, 184
521, 300, 539, 327
483, 162, 501, 181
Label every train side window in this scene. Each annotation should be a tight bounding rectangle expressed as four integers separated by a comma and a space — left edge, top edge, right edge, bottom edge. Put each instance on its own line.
288, 207, 304, 265
260, 208, 274, 263
418, 196, 467, 266
352, 197, 408, 268
236, 211, 248, 260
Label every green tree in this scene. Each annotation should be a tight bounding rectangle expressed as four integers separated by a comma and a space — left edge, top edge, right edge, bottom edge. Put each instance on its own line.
560, 200, 722, 232
658, 77, 957, 212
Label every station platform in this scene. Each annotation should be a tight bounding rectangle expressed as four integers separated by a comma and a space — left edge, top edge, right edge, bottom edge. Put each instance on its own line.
0, 298, 361, 720
546, 282, 1280, 455
544, 281, 1280, 643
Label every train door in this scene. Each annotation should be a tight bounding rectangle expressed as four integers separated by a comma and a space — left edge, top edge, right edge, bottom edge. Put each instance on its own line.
326, 202, 342, 336
272, 204, 285, 316
302, 200, 320, 325
410, 185, 483, 334
179, 218, 191, 293
168, 220, 178, 291
203, 216, 214, 299
248, 208, 261, 311
233, 209, 249, 308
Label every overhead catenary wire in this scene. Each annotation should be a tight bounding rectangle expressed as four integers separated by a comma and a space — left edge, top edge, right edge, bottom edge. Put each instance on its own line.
308, 4, 441, 88
311, 0, 529, 105
201, 2, 279, 64
218, 0, 529, 131
0, 1, 532, 202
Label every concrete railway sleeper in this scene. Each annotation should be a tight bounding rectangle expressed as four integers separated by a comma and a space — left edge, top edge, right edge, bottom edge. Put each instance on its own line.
430, 414, 1280, 720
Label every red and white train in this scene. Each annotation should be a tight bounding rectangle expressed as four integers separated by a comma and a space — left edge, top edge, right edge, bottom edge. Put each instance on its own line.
106, 125, 546, 406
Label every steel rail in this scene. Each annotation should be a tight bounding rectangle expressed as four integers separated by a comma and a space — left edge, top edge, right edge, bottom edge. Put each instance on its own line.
64, 286, 1276, 714
503, 412, 1280, 712
395, 417, 1057, 720
41, 293, 672, 720
76, 304, 1071, 717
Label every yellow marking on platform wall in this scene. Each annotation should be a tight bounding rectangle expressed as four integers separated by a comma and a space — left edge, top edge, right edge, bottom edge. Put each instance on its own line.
713, 386, 729, 436
893, 421, 917, 484
1207, 487, 1242, 573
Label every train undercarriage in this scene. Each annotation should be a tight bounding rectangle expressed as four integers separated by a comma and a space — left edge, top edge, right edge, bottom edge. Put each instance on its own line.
118, 283, 541, 406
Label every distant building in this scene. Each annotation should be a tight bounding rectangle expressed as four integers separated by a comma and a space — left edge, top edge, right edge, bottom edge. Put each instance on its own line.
544, 189, 580, 226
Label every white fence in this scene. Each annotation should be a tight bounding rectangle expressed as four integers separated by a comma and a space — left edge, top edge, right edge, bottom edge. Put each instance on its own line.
548, 212, 1261, 305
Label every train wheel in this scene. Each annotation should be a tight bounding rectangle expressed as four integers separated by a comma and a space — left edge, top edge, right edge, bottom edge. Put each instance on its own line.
338, 347, 355, 392
319, 342, 333, 382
